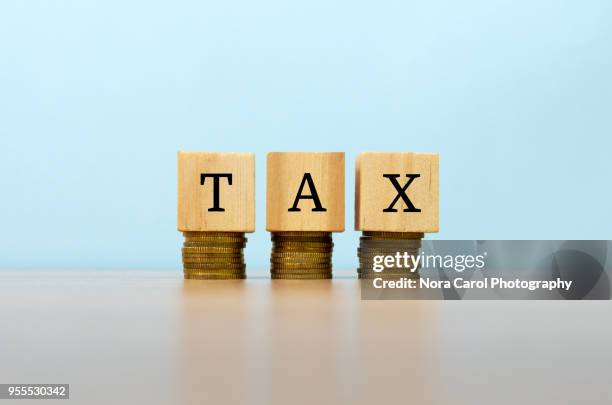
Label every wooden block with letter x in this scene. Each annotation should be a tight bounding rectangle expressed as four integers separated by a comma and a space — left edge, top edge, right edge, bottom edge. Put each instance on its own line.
266, 152, 345, 232
355, 152, 439, 233
177, 152, 255, 232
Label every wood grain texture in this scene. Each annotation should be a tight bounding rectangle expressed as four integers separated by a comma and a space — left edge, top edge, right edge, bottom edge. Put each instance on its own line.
266, 152, 345, 232
178, 152, 255, 232
355, 152, 439, 233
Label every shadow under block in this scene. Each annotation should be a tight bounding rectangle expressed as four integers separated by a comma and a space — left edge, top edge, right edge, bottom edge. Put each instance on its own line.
266, 152, 345, 232
355, 152, 439, 233
177, 152, 255, 232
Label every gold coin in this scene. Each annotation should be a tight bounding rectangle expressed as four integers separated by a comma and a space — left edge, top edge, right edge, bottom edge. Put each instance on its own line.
184, 262, 245, 269
184, 239, 245, 246
184, 272, 246, 278
272, 261, 331, 267
182, 251, 244, 255
363, 231, 423, 239
183, 261, 244, 267
285, 239, 329, 243
272, 261, 332, 265
184, 264, 245, 270
182, 253, 243, 257
185, 236, 247, 243
273, 240, 332, 246
272, 262, 331, 267
273, 259, 330, 264
272, 251, 332, 258
273, 243, 333, 249
184, 239, 245, 244
270, 259, 332, 266
273, 234, 332, 240
272, 273, 332, 279
184, 266, 245, 272
272, 248, 333, 254
183, 270, 246, 277
272, 253, 331, 258
182, 247, 236, 253
274, 238, 333, 243
273, 255, 332, 261
183, 242, 246, 248
182, 253, 244, 261
184, 236, 245, 241
184, 231, 245, 236
272, 231, 330, 237
183, 249, 246, 254
360, 236, 420, 241
184, 273, 246, 280
275, 246, 332, 251
273, 266, 330, 271
271, 268, 332, 274
183, 257, 244, 264
182, 258, 244, 264
183, 262, 246, 269
273, 231, 330, 236
184, 269, 246, 274
183, 231, 244, 238
272, 263, 330, 268
273, 240, 333, 246
360, 241, 421, 249
272, 249, 332, 254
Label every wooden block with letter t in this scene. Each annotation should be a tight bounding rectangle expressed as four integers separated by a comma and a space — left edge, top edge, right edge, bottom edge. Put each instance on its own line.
177, 152, 255, 232
355, 152, 439, 233
266, 152, 345, 232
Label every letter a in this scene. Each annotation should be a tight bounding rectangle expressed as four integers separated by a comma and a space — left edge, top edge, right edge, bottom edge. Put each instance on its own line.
288, 173, 327, 212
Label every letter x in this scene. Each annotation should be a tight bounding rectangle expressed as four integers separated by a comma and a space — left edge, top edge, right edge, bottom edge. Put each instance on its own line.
383, 174, 421, 212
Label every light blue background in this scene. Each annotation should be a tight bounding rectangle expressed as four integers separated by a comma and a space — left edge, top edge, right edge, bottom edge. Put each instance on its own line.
1, 1, 610, 271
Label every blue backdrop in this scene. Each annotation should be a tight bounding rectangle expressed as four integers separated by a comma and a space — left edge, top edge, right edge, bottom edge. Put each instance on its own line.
1, 1, 610, 271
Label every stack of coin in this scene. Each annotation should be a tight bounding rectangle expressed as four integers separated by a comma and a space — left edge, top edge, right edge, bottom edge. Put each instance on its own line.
358, 231, 422, 279
182, 231, 246, 279
270, 232, 333, 279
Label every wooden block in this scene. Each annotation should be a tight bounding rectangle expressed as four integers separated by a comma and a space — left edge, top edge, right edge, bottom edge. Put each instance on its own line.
355, 152, 439, 233
267, 152, 345, 232
177, 152, 255, 232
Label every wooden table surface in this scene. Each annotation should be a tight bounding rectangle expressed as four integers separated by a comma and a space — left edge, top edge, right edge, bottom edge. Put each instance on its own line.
1, 271, 610, 404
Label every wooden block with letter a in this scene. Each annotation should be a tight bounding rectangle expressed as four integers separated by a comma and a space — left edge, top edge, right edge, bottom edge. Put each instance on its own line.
177, 152, 255, 232
355, 152, 439, 233
266, 152, 345, 232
